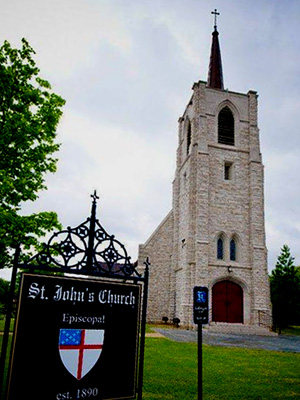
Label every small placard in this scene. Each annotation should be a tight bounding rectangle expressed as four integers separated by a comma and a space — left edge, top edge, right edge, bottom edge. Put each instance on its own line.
193, 286, 209, 325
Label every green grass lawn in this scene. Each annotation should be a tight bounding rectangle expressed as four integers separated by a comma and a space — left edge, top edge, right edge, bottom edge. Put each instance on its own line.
281, 326, 300, 336
143, 338, 300, 400
0, 317, 15, 332
0, 335, 12, 399
1, 333, 300, 399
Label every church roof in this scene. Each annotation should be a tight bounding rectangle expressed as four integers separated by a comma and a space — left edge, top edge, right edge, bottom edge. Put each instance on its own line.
207, 18, 224, 90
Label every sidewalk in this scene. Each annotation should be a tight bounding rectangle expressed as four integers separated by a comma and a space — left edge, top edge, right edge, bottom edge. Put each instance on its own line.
154, 328, 300, 353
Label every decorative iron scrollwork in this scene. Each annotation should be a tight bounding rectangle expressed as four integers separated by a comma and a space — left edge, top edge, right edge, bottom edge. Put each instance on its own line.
24, 191, 141, 278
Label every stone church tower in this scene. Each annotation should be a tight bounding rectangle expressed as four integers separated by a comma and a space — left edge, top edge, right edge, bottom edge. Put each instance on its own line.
139, 17, 271, 331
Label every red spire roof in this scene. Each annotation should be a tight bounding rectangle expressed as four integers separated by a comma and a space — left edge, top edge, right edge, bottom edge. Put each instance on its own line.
207, 12, 224, 90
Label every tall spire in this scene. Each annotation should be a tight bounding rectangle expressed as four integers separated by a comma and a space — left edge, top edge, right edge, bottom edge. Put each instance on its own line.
207, 9, 224, 90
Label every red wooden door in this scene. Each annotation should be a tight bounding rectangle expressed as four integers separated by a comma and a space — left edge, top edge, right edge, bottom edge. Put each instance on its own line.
212, 281, 243, 323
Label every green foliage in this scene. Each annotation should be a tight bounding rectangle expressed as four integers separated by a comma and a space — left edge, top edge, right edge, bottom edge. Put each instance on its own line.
0, 277, 18, 318
0, 278, 10, 315
0, 38, 65, 268
270, 245, 300, 330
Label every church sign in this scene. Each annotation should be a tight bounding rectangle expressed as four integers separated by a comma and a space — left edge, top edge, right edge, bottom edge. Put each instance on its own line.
8, 273, 141, 400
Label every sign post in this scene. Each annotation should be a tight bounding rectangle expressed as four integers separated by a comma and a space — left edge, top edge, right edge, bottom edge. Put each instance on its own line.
193, 286, 209, 400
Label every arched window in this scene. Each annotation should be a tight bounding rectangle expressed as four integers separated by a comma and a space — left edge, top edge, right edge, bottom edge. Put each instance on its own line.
218, 106, 234, 146
217, 237, 224, 260
230, 238, 236, 261
187, 121, 192, 155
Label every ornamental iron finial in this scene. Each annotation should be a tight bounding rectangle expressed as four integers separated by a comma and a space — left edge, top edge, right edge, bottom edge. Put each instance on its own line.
22, 193, 141, 279
91, 190, 99, 203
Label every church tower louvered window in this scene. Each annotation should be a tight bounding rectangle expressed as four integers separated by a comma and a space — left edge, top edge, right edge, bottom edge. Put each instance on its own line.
218, 106, 234, 145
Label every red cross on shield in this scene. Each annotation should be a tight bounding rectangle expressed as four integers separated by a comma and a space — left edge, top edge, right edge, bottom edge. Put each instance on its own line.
59, 329, 104, 380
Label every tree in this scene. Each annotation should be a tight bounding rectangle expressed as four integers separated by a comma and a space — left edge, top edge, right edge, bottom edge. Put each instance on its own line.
0, 38, 65, 269
270, 245, 300, 332
0, 278, 10, 316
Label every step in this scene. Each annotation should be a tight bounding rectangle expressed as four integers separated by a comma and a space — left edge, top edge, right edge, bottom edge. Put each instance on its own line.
204, 323, 278, 336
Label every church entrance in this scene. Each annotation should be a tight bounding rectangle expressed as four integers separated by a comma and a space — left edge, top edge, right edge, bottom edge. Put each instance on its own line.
212, 280, 243, 323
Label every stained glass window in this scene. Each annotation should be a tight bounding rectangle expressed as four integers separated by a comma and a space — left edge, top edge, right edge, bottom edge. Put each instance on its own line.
217, 237, 224, 260
230, 239, 236, 261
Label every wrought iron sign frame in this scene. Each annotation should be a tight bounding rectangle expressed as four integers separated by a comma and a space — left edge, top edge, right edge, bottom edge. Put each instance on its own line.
0, 192, 150, 400
23, 191, 143, 280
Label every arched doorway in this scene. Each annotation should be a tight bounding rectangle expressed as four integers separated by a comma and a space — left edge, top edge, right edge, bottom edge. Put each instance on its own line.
212, 280, 243, 323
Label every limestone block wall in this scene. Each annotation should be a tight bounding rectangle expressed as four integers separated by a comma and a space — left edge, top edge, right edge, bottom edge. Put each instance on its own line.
138, 211, 174, 322
207, 146, 251, 268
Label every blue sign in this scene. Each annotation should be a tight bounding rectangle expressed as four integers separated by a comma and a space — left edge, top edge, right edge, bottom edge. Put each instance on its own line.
193, 286, 209, 324
196, 290, 207, 304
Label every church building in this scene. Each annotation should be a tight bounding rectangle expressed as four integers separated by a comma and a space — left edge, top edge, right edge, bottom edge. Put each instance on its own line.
139, 13, 272, 331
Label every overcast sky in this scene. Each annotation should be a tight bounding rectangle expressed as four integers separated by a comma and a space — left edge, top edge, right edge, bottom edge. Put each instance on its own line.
1, 0, 300, 280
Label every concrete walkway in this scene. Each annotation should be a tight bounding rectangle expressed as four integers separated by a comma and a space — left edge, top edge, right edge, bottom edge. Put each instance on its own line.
154, 328, 300, 353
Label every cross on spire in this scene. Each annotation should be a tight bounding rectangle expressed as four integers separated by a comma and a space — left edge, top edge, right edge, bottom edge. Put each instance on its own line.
211, 9, 220, 31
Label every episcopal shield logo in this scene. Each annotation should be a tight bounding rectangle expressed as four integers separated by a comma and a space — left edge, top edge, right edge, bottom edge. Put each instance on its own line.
59, 329, 104, 380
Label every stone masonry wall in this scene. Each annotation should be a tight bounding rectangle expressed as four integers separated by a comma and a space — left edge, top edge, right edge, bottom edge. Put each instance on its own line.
138, 211, 174, 322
